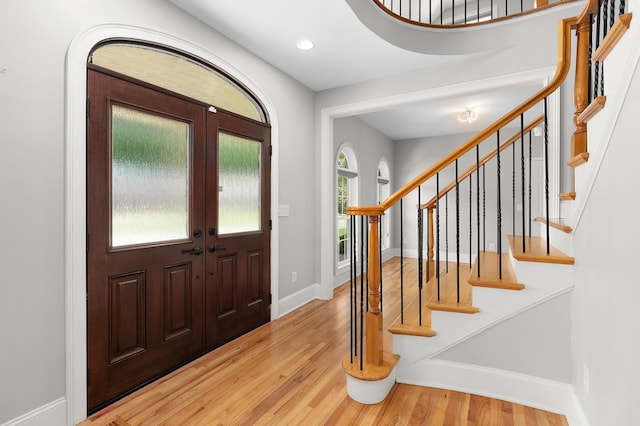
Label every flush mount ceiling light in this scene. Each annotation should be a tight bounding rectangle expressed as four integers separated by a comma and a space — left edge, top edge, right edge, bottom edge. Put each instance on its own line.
457, 107, 478, 123
296, 40, 314, 51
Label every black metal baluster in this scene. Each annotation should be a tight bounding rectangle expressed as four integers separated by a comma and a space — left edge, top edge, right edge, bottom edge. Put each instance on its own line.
441, 0, 443, 24
360, 216, 364, 370
595, 6, 602, 98
477, 0, 480, 22
512, 137, 516, 236
483, 164, 486, 252
446, 192, 449, 273
528, 130, 532, 239
588, 15, 593, 104
456, 159, 460, 303
400, 199, 404, 323
621, 0, 626, 15
379, 215, 383, 312
436, 173, 441, 300
349, 216, 354, 363
452, 0, 455, 24
465, 0, 468, 24
505, 0, 508, 19
491, 0, 494, 19
476, 146, 481, 277
497, 130, 503, 279
520, 114, 526, 252
469, 174, 472, 268
544, 97, 550, 254
610, 0, 615, 29
365, 211, 369, 311
602, 0, 610, 39
430, 0, 433, 23
418, 187, 423, 325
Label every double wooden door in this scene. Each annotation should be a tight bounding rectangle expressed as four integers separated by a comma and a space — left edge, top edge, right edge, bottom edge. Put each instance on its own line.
86, 68, 271, 411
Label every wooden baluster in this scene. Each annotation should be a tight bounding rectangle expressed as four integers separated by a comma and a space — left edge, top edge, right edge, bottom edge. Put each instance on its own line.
572, 19, 591, 158
366, 215, 383, 366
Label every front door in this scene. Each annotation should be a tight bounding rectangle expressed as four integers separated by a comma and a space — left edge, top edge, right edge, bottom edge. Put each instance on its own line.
87, 68, 271, 411
205, 113, 271, 347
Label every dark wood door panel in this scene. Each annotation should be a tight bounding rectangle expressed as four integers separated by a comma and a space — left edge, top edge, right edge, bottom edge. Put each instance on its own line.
87, 69, 206, 411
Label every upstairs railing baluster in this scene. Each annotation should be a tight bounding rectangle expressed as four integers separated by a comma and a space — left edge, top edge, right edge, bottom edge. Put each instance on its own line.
483, 164, 486, 252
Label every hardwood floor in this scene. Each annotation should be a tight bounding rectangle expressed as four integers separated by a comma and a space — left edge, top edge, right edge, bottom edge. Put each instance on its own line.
81, 258, 568, 426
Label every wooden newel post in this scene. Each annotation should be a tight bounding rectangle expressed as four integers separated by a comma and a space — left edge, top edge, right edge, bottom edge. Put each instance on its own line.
572, 19, 590, 157
365, 215, 383, 366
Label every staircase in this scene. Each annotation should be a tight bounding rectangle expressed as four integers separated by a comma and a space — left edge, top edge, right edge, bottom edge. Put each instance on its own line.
343, 0, 634, 420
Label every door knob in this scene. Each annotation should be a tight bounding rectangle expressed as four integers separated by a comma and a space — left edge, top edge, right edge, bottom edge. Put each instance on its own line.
193, 228, 203, 238
182, 246, 203, 256
207, 245, 227, 253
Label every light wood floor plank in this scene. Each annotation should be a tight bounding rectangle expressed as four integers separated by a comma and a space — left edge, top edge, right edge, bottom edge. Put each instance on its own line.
81, 258, 567, 426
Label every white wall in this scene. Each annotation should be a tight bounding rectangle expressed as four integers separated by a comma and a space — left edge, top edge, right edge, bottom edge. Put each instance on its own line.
0, 0, 315, 423
571, 62, 640, 425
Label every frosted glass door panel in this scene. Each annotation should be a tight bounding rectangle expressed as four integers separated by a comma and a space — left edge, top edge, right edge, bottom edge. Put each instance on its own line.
218, 132, 261, 234
111, 105, 190, 247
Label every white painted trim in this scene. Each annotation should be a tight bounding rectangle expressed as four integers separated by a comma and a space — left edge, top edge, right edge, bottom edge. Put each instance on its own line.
320, 66, 558, 310
277, 284, 323, 318
65, 22, 280, 424
566, 388, 591, 426
0, 398, 66, 426
397, 359, 572, 417
345, 366, 397, 404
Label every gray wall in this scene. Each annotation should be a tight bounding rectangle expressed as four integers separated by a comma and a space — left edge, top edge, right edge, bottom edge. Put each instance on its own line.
0, 0, 315, 422
333, 116, 395, 285
393, 129, 544, 256
571, 64, 640, 425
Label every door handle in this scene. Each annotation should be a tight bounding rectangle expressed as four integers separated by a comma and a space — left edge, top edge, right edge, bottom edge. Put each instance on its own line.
207, 245, 227, 253
182, 246, 203, 256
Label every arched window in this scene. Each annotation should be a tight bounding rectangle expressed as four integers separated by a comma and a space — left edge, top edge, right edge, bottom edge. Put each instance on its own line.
377, 160, 391, 250
90, 42, 268, 123
337, 147, 358, 268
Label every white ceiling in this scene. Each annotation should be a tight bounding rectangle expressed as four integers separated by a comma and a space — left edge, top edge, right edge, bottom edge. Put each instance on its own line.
169, 0, 545, 140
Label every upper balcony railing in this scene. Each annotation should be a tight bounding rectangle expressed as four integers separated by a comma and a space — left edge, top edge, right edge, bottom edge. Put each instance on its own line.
374, 0, 575, 27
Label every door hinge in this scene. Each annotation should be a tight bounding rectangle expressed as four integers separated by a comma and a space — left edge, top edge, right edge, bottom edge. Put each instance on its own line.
86, 234, 90, 252
269, 145, 273, 157
87, 369, 90, 385
269, 293, 272, 304
269, 220, 272, 231
86, 99, 90, 118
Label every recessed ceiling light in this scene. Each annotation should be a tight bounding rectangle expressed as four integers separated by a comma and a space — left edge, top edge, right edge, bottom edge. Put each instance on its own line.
296, 40, 314, 51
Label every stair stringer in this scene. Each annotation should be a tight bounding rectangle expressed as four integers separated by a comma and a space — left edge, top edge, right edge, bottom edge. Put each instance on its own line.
392, 248, 574, 412
571, 2, 640, 229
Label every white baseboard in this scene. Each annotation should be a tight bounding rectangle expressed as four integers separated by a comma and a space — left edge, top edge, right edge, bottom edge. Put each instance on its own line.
566, 388, 591, 426
1, 398, 66, 426
277, 283, 323, 318
396, 359, 573, 418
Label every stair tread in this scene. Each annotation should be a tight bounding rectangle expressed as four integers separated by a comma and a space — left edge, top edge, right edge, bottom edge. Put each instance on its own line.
533, 217, 573, 233
507, 235, 575, 264
559, 191, 576, 201
468, 251, 524, 290
426, 263, 479, 314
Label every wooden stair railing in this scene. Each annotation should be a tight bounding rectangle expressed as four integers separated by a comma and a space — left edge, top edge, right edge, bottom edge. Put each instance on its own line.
343, 15, 577, 383
373, 0, 577, 28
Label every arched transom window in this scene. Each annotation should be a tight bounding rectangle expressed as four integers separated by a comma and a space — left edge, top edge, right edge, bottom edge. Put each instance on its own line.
337, 147, 358, 268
